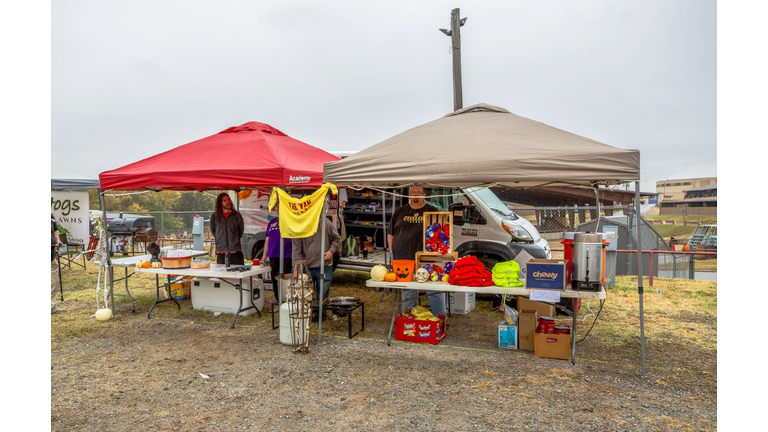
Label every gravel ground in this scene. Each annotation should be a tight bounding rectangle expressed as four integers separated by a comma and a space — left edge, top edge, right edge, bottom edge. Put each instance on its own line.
51, 306, 717, 432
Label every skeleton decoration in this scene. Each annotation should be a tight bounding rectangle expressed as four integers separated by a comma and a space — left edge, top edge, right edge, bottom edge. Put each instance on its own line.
87, 214, 111, 310
287, 260, 313, 353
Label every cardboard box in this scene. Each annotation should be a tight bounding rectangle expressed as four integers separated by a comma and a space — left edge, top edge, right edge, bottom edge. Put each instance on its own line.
517, 296, 555, 319
513, 249, 534, 280
534, 332, 572, 360
394, 313, 446, 345
525, 259, 567, 290
449, 291, 476, 315
518, 309, 538, 351
498, 322, 518, 349
191, 277, 264, 316
165, 280, 191, 300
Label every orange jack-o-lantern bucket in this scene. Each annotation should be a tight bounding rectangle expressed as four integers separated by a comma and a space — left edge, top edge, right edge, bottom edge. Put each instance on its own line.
391, 260, 415, 282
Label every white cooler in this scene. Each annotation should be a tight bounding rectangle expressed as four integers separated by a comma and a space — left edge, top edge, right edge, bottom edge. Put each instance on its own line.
191, 276, 264, 316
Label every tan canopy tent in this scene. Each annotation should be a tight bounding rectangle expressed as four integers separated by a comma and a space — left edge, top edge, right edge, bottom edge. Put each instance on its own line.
323, 103, 648, 377
323, 103, 640, 188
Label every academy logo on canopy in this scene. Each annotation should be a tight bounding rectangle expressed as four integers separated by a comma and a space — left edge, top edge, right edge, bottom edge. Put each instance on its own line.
289, 175, 311, 184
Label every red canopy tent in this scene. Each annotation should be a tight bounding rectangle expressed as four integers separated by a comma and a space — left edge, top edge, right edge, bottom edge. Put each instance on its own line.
99, 122, 340, 191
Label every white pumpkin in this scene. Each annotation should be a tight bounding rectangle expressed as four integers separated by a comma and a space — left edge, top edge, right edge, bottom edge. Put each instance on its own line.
414, 268, 430, 283
370, 265, 388, 281
95, 308, 112, 321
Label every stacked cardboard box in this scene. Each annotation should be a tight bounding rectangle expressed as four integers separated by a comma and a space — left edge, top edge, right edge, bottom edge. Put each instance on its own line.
534, 331, 571, 360
518, 309, 538, 351
517, 296, 555, 318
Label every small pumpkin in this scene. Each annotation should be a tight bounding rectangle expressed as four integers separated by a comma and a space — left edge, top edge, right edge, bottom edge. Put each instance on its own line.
384, 272, 397, 282
370, 265, 388, 281
136, 261, 144, 269
95, 308, 112, 321
151, 261, 162, 268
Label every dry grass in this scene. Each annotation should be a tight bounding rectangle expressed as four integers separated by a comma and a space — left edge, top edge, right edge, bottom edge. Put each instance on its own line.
56, 259, 717, 360
52, 259, 718, 431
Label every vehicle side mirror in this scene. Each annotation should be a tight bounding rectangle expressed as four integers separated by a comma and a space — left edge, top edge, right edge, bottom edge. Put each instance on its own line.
450, 203, 465, 225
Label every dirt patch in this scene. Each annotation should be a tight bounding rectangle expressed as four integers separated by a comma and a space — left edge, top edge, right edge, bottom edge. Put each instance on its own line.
51, 279, 717, 432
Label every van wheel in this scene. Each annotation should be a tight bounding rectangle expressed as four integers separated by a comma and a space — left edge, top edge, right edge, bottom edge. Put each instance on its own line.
476, 255, 499, 272
474, 255, 503, 304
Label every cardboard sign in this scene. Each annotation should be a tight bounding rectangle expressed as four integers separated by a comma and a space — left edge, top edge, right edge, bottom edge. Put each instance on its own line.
530, 289, 561, 303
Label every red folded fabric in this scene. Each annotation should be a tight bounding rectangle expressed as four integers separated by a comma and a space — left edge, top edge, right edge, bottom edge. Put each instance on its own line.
449, 255, 494, 286
448, 275, 494, 286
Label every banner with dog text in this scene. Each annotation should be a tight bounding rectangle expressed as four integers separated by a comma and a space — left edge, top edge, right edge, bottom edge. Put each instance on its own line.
51, 191, 90, 245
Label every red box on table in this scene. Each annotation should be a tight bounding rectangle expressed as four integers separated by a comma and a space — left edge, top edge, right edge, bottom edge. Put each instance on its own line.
394, 313, 447, 345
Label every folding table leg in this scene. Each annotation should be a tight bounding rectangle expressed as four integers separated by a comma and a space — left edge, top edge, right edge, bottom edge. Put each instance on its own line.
570, 298, 577, 365
58, 257, 64, 301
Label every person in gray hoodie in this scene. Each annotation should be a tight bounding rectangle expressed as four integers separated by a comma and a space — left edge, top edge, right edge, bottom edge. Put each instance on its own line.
210, 193, 244, 266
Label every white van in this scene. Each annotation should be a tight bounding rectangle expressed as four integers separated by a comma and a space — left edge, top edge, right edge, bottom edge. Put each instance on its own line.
239, 186, 551, 271
336, 186, 550, 271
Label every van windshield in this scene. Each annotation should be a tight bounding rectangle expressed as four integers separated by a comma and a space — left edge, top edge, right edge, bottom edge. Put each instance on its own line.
469, 187, 513, 217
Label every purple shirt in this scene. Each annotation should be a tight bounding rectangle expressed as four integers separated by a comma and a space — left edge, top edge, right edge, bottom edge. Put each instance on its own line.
265, 218, 292, 258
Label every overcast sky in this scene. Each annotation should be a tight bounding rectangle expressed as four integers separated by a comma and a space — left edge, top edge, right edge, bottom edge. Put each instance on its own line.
48, 0, 716, 193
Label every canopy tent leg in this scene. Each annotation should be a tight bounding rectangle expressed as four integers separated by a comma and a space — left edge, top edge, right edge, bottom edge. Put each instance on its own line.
635, 183, 647, 377
317, 199, 328, 344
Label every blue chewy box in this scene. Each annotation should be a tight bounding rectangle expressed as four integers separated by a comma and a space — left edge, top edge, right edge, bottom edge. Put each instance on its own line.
498, 322, 518, 349
525, 259, 567, 290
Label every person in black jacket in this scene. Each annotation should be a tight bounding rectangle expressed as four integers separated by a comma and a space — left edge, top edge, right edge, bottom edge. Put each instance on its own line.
210, 193, 245, 266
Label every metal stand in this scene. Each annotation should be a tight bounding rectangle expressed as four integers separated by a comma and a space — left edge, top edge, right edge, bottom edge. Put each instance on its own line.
326, 301, 365, 338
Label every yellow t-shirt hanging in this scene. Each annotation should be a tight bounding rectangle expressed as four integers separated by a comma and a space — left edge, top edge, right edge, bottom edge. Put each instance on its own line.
268, 183, 338, 238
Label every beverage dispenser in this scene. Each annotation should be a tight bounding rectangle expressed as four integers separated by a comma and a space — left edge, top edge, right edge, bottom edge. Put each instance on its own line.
571, 232, 605, 291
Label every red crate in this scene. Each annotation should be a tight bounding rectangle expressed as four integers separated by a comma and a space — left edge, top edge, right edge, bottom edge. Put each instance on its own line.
394, 313, 447, 345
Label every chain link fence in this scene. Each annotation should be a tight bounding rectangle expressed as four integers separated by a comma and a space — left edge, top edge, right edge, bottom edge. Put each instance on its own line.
127, 207, 716, 283
515, 205, 716, 283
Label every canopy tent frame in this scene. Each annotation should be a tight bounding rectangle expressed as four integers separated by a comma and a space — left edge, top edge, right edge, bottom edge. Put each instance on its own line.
98, 122, 340, 345
324, 103, 647, 377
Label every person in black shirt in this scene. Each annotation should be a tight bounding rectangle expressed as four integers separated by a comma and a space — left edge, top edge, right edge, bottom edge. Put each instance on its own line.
387, 185, 446, 316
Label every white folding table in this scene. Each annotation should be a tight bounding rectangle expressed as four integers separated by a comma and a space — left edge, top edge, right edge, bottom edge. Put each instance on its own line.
101, 250, 208, 314
136, 264, 271, 328
366, 280, 606, 364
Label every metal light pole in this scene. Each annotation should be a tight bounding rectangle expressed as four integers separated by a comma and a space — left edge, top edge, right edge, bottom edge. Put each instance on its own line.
440, 8, 467, 111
